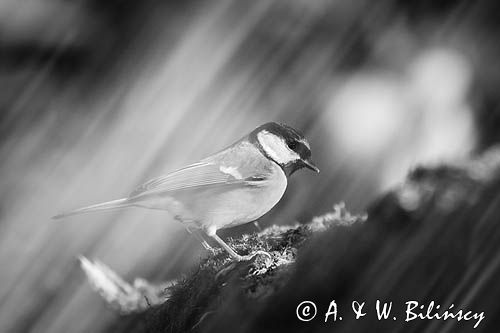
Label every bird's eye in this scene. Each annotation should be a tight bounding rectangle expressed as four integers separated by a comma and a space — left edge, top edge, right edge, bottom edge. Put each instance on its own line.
287, 141, 297, 150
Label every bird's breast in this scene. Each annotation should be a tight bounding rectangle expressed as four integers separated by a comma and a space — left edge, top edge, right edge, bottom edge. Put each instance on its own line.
206, 167, 288, 229
156, 162, 287, 229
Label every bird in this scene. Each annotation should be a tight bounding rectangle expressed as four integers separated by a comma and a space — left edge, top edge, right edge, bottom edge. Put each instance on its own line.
54, 122, 319, 261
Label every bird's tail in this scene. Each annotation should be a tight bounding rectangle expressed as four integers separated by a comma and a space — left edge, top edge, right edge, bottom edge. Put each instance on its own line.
52, 198, 131, 219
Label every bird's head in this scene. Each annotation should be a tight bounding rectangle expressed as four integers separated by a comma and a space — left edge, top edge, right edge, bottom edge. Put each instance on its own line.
250, 122, 319, 176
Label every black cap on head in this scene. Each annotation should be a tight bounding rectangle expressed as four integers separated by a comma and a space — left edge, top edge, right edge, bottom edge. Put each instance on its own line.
250, 122, 319, 175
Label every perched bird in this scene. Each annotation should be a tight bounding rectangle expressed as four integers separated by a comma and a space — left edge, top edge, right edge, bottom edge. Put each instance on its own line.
54, 122, 319, 261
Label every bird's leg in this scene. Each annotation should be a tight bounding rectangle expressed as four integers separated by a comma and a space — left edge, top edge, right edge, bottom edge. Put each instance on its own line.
185, 226, 213, 251
205, 226, 271, 262
210, 232, 244, 261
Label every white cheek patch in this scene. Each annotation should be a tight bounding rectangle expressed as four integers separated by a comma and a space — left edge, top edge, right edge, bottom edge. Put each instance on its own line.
257, 131, 300, 164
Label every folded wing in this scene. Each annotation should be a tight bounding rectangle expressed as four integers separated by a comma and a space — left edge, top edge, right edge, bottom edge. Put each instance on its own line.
130, 162, 265, 198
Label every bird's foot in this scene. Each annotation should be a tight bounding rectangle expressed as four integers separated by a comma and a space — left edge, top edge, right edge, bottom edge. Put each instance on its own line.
206, 247, 217, 257
235, 250, 272, 262
215, 251, 273, 280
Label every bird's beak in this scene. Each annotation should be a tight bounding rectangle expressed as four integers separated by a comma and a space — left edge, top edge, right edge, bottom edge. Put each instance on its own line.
302, 159, 320, 173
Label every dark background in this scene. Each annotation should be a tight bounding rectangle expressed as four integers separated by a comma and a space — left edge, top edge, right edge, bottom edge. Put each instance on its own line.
1, 0, 499, 332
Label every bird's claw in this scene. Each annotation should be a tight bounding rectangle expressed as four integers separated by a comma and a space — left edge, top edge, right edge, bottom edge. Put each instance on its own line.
236, 250, 272, 262
215, 250, 273, 280
205, 247, 217, 257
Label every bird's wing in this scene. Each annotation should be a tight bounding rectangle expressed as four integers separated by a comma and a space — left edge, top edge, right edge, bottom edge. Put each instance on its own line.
130, 162, 265, 197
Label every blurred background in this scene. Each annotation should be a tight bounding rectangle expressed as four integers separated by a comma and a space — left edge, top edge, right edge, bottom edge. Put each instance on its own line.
1, 0, 500, 332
